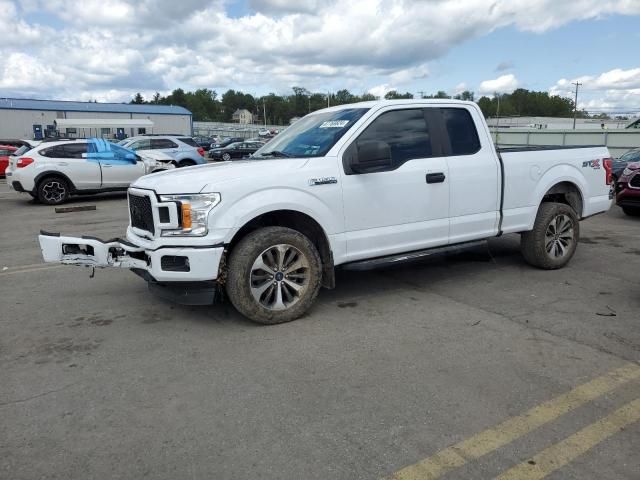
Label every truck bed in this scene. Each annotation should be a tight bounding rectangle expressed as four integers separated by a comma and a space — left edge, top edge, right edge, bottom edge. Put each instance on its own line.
497, 144, 604, 153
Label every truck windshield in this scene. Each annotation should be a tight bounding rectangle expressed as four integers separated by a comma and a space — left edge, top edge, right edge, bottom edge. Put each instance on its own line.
253, 108, 369, 159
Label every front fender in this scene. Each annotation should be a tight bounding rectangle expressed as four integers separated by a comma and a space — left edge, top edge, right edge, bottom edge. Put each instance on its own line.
209, 187, 341, 243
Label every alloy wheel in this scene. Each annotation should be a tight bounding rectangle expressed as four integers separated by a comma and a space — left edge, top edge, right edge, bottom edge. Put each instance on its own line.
545, 214, 574, 259
42, 180, 67, 204
249, 244, 310, 311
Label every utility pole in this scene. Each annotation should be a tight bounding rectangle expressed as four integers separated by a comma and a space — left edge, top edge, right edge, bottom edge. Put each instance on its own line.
327, 91, 330, 108
572, 81, 582, 130
263, 99, 266, 127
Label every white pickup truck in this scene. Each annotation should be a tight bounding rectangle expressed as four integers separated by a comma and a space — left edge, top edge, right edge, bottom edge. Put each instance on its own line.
39, 100, 614, 324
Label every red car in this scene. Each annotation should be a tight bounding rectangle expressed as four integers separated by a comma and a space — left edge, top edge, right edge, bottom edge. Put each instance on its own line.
615, 161, 640, 216
0, 144, 17, 177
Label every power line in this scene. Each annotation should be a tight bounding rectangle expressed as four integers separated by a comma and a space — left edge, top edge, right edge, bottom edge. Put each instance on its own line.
572, 81, 582, 130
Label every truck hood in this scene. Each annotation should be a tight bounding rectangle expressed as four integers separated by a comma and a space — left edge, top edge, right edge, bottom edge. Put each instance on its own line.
132, 157, 309, 194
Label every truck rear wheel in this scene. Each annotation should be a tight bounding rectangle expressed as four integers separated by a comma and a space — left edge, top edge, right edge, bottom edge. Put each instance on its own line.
521, 202, 579, 270
226, 227, 322, 324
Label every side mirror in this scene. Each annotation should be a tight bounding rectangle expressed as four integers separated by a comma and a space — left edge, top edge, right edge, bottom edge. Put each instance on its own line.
125, 152, 137, 161
351, 140, 393, 173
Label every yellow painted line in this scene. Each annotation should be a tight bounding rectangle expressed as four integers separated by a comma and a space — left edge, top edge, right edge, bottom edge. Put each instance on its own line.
496, 397, 640, 480
388, 363, 640, 480
0, 265, 64, 276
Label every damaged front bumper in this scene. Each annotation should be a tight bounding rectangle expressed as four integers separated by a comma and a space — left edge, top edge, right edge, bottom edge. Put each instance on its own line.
38, 230, 224, 285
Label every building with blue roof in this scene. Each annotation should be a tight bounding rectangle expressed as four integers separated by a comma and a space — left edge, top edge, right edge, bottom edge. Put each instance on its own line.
0, 98, 193, 140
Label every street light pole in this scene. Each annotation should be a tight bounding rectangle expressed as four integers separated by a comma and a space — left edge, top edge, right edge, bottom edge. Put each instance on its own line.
572, 81, 582, 130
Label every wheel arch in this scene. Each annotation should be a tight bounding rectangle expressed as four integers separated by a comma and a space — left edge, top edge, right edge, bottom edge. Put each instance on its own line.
225, 209, 335, 289
33, 171, 77, 193
540, 181, 584, 218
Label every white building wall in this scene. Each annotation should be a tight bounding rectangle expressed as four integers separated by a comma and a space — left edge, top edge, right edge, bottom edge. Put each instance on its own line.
0, 109, 191, 139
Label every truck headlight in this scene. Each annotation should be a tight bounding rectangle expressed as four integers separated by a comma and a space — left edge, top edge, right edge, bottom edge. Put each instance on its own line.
159, 193, 221, 236
623, 167, 633, 176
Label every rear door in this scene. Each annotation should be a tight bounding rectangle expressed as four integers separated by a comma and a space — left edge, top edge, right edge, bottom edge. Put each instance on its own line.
436, 107, 501, 243
41, 143, 101, 190
151, 138, 179, 158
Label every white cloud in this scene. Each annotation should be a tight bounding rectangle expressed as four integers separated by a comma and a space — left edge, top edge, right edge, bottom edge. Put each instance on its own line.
550, 67, 640, 112
368, 84, 395, 99
478, 74, 519, 94
1, 0, 639, 101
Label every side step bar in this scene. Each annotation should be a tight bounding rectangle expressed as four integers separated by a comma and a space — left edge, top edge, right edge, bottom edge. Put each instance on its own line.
342, 240, 487, 271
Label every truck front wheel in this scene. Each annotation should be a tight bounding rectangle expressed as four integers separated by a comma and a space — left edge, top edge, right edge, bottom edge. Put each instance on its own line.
226, 227, 322, 324
521, 202, 580, 270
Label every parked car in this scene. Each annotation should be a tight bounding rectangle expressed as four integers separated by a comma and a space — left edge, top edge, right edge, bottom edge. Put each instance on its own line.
612, 148, 640, 182
39, 100, 613, 325
0, 139, 41, 150
118, 135, 206, 167
210, 137, 244, 150
193, 136, 215, 152
615, 162, 640, 216
209, 142, 263, 161
6, 138, 174, 205
0, 144, 17, 176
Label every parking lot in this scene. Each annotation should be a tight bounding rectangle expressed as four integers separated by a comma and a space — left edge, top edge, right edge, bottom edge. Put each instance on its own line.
1, 180, 639, 479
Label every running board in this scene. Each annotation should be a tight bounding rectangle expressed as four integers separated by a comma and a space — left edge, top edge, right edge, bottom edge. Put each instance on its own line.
342, 240, 487, 271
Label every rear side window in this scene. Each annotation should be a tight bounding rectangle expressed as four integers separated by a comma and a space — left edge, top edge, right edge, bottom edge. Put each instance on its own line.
152, 139, 179, 149
129, 139, 151, 151
440, 108, 481, 156
178, 137, 199, 147
63, 143, 88, 158
356, 109, 432, 169
40, 146, 66, 158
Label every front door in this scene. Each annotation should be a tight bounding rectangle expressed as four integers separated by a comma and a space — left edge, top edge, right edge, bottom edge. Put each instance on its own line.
100, 161, 145, 188
340, 108, 450, 262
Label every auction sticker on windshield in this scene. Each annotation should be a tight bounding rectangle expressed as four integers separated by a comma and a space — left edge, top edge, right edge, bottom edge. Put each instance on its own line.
319, 120, 349, 128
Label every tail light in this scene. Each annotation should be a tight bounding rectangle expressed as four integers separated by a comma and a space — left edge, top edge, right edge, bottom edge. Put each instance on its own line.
17, 157, 34, 168
603, 157, 613, 185
197, 147, 205, 157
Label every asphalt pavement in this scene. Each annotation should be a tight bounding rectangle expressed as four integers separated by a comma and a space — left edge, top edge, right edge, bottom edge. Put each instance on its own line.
1, 181, 639, 480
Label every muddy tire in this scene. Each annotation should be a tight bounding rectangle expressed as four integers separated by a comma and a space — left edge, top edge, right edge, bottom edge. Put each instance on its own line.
226, 227, 322, 324
521, 202, 580, 270
37, 176, 70, 205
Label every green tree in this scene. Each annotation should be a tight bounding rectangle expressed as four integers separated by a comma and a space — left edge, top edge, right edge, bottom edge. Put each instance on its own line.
131, 92, 145, 104
384, 90, 414, 99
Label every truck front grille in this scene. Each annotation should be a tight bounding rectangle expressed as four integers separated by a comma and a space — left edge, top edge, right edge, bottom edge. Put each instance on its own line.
629, 173, 640, 189
129, 193, 154, 234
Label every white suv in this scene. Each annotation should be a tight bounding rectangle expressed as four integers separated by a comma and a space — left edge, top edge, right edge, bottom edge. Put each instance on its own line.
118, 135, 206, 167
6, 138, 174, 205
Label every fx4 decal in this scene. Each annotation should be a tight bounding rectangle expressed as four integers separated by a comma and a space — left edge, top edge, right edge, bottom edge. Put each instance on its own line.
582, 159, 601, 169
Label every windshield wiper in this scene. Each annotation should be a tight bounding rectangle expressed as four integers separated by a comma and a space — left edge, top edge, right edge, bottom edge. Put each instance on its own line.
257, 150, 291, 158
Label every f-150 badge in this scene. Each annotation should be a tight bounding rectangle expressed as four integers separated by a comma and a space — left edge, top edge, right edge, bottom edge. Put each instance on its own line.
308, 177, 338, 186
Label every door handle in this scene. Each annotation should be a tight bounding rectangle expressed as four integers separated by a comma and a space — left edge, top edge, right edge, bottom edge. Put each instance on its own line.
426, 172, 446, 184
102, 164, 112, 168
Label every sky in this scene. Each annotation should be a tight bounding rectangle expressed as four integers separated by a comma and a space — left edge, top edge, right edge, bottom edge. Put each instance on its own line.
1, 0, 640, 113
